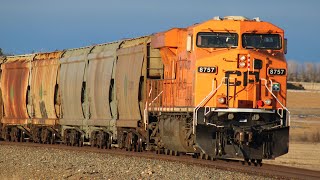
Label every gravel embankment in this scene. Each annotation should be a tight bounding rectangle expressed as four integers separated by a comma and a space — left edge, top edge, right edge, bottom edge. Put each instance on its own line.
0, 144, 270, 179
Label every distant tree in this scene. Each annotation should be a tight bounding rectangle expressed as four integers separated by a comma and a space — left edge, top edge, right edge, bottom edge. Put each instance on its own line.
297, 63, 305, 82
287, 60, 320, 82
316, 63, 320, 82
0, 48, 3, 56
287, 61, 298, 81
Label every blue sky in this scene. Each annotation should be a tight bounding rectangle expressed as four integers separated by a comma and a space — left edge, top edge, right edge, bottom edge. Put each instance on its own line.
0, 0, 319, 62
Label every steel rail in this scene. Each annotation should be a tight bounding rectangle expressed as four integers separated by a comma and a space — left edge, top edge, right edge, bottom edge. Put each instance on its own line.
0, 141, 319, 180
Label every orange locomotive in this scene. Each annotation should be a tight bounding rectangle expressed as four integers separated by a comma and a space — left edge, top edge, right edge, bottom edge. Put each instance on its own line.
147, 16, 289, 161
0, 16, 289, 163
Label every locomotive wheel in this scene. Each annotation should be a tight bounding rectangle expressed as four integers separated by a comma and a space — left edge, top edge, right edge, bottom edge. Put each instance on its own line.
157, 149, 164, 154
251, 159, 258, 166
257, 159, 262, 166
245, 158, 251, 166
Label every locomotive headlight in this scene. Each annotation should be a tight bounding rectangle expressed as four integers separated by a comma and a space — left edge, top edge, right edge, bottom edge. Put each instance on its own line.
239, 55, 247, 61
239, 61, 246, 68
264, 99, 272, 105
218, 97, 226, 104
238, 54, 247, 68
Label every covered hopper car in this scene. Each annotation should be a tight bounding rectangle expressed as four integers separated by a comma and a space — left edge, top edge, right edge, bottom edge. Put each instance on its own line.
0, 16, 290, 163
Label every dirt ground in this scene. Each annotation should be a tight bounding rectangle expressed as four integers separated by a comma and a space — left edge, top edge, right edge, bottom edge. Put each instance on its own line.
265, 142, 320, 171
265, 90, 320, 171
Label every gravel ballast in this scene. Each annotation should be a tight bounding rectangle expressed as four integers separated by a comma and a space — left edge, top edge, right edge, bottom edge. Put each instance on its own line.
0, 144, 270, 179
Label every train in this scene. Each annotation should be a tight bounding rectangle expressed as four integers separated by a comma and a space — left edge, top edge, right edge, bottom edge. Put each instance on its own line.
0, 16, 290, 163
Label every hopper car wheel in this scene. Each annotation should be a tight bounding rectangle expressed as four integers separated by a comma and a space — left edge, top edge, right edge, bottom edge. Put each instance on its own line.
50, 133, 56, 144
199, 153, 210, 160
136, 137, 143, 152
173, 151, 180, 156
192, 153, 198, 158
70, 130, 80, 147
118, 133, 125, 149
205, 154, 210, 160
70, 131, 75, 146
90, 132, 97, 147
3, 127, 10, 141
10, 127, 18, 142
125, 132, 133, 151
106, 135, 112, 149
164, 149, 170, 155
41, 129, 49, 144
63, 130, 70, 146
97, 132, 105, 149
20, 131, 25, 142
31, 128, 40, 143
198, 152, 205, 159
79, 136, 84, 147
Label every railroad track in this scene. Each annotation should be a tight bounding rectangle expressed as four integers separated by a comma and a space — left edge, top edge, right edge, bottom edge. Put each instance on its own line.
0, 141, 319, 180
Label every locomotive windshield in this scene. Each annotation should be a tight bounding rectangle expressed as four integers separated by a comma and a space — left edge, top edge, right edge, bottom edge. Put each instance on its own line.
242, 34, 281, 49
196, 32, 238, 48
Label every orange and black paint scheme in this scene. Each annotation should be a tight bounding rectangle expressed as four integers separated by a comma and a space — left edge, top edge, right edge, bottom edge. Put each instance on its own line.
148, 16, 289, 161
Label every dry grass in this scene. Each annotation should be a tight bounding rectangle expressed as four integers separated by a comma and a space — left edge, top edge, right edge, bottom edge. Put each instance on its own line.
287, 91, 320, 143
290, 120, 320, 143
266, 91, 320, 171
265, 142, 320, 171
287, 91, 320, 108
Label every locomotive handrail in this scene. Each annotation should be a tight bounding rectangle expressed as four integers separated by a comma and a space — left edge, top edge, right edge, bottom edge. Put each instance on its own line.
144, 86, 154, 130
148, 91, 163, 106
261, 78, 291, 126
144, 81, 164, 130
193, 77, 227, 133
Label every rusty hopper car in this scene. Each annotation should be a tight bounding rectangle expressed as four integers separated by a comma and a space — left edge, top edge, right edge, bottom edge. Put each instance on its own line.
0, 16, 289, 163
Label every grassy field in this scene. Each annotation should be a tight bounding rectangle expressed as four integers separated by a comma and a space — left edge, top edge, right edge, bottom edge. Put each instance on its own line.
287, 90, 320, 115
287, 90, 320, 142
265, 90, 320, 171
264, 143, 320, 171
